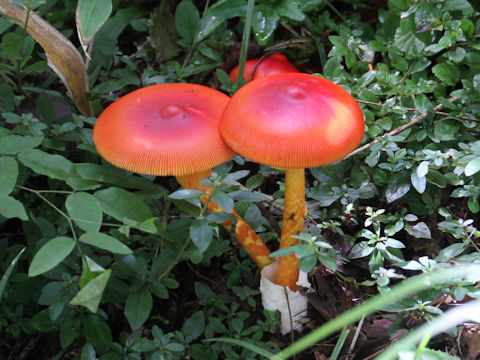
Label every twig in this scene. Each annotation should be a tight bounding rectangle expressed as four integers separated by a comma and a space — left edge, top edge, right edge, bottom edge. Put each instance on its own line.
265, 39, 312, 52
349, 315, 365, 353
283, 286, 296, 360
346, 96, 460, 159
357, 99, 479, 122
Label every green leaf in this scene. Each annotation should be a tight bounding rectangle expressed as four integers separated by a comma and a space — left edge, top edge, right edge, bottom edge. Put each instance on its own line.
125, 287, 153, 330
190, 219, 213, 253
0, 156, 18, 195
426, 169, 447, 188
410, 57, 431, 74
434, 119, 460, 141
317, 253, 337, 272
182, 311, 205, 342
411, 170, 426, 194
83, 315, 113, 354
169, 189, 205, 200
474, 74, 480, 93
270, 245, 312, 258
66, 192, 103, 233
465, 157, 480, 176
406, 222, 431, 239
60, 317, 81, 349
432, 63, 460, 86
79, 232, 133, 254
80, 343, 96, 360
149, 0, 181, 61
393, 22, 425, 54
148, 280, 169, 299
76, 0, 112, 41
229, 190, 269, 202
299, 255, 317, 273
212, 190, 234, 213
0, 194, 28, 220
417, 161, 430, 177
18, 149, 74, 181
74, 163, 159, 191
208, 0, 246, 19
348, 242, 374, 259
94, 187, 153, 223
175, 0, 199, 44
204, 338, 275, 358
35, 93, 56, 125
385, 173, 411, 203
195, 281, 215, 304
197, 15, 225, 42
468, 195, 479, 213
275, 0, 304, 21
252, 5, 279, 46
29, 237, 75, 277
70, 269, 111, 313
356, 71, 376, 88
443, 0, 474, 14
0, 247, 25, 300
78, 256, 105, 288
0, 135, 43, 155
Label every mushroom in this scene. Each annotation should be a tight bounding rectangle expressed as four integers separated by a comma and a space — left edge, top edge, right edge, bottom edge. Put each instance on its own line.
229, 53, 299, 83
93, 83, 273, 268
220, 73, 365, 290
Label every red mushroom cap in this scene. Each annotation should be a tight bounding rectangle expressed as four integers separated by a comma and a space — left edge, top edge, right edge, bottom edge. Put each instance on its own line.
229, 58, 258, 83
93, 83, 235, 176
229, 53, 299, 82
220, 73, 365, 169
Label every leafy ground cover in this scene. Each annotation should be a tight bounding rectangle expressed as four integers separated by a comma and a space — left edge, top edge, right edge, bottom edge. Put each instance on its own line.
1, 0, 480, 359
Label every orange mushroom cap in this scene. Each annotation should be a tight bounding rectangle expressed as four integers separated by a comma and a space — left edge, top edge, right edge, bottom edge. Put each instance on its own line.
220, 73, 365, 169
93, 83, 235, 176
229, 53, 299, 82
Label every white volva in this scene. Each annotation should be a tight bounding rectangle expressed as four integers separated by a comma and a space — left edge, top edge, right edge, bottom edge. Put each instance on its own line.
259, 262, 311, 334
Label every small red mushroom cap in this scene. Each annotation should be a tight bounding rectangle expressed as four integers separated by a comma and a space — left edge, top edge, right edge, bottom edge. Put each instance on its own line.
229, 53, 299, 82
93, 83, 235, 176
220, 73, 365, 169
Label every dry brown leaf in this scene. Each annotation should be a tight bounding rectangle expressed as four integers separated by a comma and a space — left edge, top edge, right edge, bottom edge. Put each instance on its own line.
0, 1, 93, 116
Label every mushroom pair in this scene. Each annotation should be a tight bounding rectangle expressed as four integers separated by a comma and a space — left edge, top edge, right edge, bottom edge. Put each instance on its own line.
93, 83, 273, 269
93, 73, 365, 334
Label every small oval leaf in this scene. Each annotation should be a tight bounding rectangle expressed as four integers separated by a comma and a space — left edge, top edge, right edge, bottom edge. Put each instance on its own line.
66, 192, 103, 233
0, 194, 28, 220
29, 237, 75, 277
79, 232, 132, 255
465, 157, 480, 176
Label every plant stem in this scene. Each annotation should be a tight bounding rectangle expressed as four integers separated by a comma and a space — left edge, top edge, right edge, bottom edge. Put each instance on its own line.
180, 0, 211, 71
235, 0, 255, 89
17, 185, 82, 253
157, 236, 191, 281
15, 4, 31, 92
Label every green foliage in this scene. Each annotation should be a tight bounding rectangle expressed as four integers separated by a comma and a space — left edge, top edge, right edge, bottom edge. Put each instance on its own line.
1, 0, 480, 359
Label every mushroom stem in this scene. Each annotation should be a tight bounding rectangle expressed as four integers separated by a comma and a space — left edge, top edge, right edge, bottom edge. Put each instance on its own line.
176, 171, 274, 269
275, 168, 305, 291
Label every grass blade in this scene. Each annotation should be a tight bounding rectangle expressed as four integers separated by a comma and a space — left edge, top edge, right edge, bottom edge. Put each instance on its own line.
0, 247, 26, 300
204, 337, 275, 358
